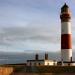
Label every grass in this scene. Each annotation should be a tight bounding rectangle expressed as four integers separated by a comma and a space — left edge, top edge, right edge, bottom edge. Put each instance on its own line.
33, 66, 75, 73
1, 65, 75, 73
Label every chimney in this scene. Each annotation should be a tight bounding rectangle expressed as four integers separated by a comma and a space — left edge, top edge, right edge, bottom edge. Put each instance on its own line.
45, 53, 48, 60
35, 54, 39, 60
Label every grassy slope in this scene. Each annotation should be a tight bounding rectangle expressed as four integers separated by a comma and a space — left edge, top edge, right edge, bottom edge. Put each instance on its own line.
26, 66, 75, 73
1, 65, 75, 73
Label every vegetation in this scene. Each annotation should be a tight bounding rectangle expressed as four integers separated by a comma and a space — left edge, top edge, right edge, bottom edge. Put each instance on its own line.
33, 66, 75, 73
0, 67, 13, 75
0, 65, 75, 75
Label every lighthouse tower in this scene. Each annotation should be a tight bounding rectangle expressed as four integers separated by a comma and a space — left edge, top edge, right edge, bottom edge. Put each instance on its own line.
60, 3, 72, 62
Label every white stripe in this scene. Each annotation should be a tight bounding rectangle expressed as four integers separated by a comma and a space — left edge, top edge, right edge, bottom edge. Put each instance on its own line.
61, 49, 72, 61
61, 22, 71, 34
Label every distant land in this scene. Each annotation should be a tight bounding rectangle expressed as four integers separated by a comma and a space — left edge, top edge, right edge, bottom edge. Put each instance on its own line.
0, 51, 75, 64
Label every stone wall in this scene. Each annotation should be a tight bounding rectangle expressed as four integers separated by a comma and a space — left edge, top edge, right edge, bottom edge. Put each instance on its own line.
0, 67, 13, 75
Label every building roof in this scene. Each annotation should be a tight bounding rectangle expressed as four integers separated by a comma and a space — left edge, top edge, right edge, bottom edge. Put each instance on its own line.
61, 3, 69, 9
27, 59, 44, 62
58, 61, 75, 63
27, 59, 55, 62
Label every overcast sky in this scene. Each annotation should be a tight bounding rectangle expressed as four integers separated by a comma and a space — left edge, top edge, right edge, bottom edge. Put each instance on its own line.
0, 0, 75, 52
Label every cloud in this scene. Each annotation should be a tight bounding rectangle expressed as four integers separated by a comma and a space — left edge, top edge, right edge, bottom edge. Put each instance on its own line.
0, 0, 61, 52
0, 0, 62, 28
1, 0, 75, 52
0, 24, 60, 43
0, 22, 60, 52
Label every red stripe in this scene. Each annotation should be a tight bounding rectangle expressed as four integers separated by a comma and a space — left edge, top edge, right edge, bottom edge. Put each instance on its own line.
60, 13, 71, 22
61, 34, 72, 49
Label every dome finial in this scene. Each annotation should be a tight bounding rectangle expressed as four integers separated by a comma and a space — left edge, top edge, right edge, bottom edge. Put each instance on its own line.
64, 3, 67, 5
62, 3, 69, 8
61, 3, 69, 11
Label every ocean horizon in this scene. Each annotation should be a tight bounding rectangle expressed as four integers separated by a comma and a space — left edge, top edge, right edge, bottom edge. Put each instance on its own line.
0, 52, 60, 64
0, 51, 75, 65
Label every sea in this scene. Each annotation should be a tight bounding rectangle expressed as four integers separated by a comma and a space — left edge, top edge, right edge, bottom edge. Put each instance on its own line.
0, 52, 60, 64
0, 51, 75, 64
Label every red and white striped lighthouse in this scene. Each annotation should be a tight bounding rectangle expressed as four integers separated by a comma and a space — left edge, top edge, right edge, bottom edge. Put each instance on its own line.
60, 3, 72, 61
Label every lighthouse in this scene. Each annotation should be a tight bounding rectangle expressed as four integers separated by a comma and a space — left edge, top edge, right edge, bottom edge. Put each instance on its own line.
60, 3, 72, 62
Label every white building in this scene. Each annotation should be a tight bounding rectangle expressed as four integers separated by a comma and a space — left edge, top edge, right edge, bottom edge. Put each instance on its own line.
57, 61, 75, 66
27, 53, 57, 66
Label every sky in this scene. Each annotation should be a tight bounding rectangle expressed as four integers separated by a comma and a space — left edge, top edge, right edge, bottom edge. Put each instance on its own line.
0, 0, 75, 53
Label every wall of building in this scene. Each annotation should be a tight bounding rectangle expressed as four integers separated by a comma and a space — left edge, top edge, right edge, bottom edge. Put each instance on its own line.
44, 60, 57, 66
57, 62, 75, 66
27, 61, 44, 66
27, 60, 57, 66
